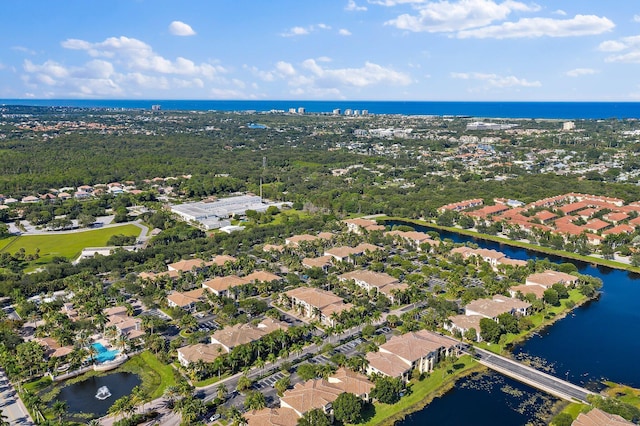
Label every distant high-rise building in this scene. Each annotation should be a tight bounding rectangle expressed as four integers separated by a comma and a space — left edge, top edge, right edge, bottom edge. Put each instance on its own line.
361, 110, 369, 116
353, 110, 360, 116
289, 108, 297, 114
333, 108, 341, 115
151, 104, 161, 111
344, 109, 353, 116
562, 121, 575, 131
297, 107, 306, 114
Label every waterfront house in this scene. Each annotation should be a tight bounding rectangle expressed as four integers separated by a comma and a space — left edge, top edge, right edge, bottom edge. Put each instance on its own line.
525, 270, 577, 288
366, 330, 459, 382
464, 295, 531, 320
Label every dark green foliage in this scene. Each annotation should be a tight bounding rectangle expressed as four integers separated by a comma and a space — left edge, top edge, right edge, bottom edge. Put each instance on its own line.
371, 376, 404, 404
551, 413, 573, 426
479, 318, 502, 343
297, 408, 331, 426
333, 392, 363, 424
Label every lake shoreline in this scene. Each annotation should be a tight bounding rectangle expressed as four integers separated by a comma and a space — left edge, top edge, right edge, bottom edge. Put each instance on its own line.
370, 216, 607, 425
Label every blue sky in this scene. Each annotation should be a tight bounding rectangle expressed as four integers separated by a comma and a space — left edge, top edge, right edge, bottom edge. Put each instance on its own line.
0, 0, 637, 100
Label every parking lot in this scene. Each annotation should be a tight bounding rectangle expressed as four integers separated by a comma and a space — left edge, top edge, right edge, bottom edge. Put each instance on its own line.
253, 371, 287, 390
334, 337, 364, 354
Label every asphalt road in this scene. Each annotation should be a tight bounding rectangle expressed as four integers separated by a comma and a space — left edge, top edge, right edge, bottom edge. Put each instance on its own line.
0, 369, 34, 425
470, 347, 594, 402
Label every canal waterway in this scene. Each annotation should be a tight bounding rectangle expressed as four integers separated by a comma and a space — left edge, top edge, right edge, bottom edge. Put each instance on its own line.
388, 221, 640, 425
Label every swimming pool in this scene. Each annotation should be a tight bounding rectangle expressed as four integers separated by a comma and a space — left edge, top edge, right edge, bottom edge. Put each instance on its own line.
91, 342, 119, 363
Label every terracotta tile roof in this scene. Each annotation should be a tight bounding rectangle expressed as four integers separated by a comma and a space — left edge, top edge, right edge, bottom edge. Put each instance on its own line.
379, 330, 458, 365
509, 284, 546, 299
525, 270, 577, 288
339, 270, 399, 289
378, 282, 409, 299
177, 343, 225, 364
302, 256, 333, 269
167, 288, 205, 308
602, 224, 634, 235
285, 287, 344, 308
285, 234, 319, 246
465, 295, 530, 318
168, 258, 211, 272
448, 314, 483, 331
366, 351, 410, 377
327, 367, 374, 397
211, 255, 237, 266
263, 244, 285, 252
585, 218, 611, 232
535, 210, 557, 222
572, 407, 634, 426
203, 275, 246, 293
603, 212, 629, 222
280, 379, 343, 416
317, 232, 335, 240
211, 319, 288, 350
244, 407, 299, 426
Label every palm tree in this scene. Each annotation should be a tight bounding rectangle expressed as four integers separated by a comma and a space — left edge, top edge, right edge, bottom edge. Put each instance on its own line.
117, 333, 130, 353
108, 395, 131, 421
255, 357, 266, 374
0, 412, 9, 426
93, 312, 108, 333
162, 385, 180, 409
131, 385, 148, 412
51, 400, 68, 424
216, 383, 228, 401
175, 396, 206, 424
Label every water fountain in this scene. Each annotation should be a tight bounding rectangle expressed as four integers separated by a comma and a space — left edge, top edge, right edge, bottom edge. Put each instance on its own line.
95, 386, 111, 400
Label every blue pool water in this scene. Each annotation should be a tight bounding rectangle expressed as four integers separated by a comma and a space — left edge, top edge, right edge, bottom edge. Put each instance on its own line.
91, 342, 119, 363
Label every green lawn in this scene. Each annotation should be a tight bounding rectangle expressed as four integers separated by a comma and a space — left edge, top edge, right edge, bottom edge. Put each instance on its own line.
0, 224, 141, 267
362, 356, 480, 426
117, 351, 178, 399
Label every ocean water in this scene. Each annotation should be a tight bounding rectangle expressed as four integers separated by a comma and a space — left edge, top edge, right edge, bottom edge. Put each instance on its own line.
2, 99, 640, 119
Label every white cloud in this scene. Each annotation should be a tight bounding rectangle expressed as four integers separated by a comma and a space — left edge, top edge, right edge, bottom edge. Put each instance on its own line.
456, 15, 614, 39
346, 0, 367, 11
251, 59, 411, 98
11, 46, 37, 55
599, 35, 640, 63
301, 59, 412, 87
369, 0, 428, 5
282, 26, 310, 37
451, 71, 541, 88
553, 10, 567, 16
61, 36, 225, 77
339, 29, 353, 36
385, 0, 539, 33
565, 68, 598, 77
24, 35, 235, 97
169, 21, 196, 36
634, 15, 640, 23
275, 61, 296, 76
281, 24, 332, 37
598, 40, 628, 52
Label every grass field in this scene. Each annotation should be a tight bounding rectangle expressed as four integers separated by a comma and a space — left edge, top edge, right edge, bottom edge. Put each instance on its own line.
0, 224, 141, 268
117, 351, 178, 399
